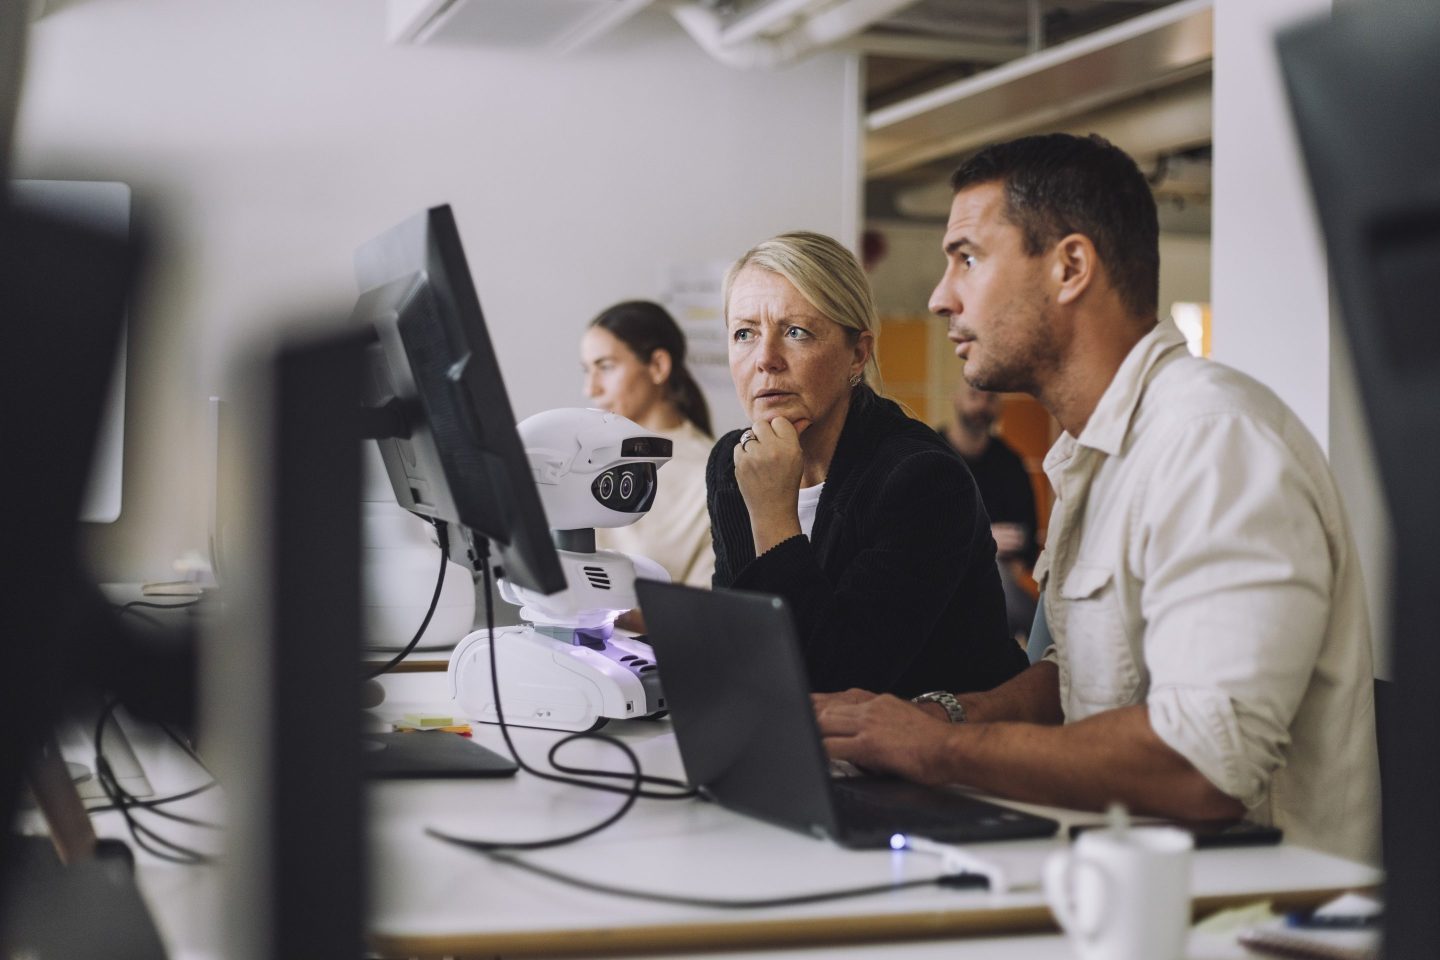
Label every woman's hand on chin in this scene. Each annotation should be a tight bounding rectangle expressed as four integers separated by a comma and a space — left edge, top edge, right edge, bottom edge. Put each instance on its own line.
735, 417, 805, 553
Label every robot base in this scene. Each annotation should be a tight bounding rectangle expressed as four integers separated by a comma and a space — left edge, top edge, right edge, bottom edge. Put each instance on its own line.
448, 626, 666, 733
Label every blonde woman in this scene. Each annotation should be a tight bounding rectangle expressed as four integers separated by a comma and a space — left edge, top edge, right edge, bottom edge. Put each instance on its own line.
707, 231, 1025, 697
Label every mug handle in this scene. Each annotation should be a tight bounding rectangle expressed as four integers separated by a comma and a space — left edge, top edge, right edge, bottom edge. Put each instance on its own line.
1043, 849, 1111, 944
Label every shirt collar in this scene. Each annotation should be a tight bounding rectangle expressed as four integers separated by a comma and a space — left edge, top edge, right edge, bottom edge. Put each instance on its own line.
1070, 318, 1189, 458
1041, 318, 1189, 488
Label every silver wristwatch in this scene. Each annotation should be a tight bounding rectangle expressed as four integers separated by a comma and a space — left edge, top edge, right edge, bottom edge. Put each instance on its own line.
911, 690, 967, 724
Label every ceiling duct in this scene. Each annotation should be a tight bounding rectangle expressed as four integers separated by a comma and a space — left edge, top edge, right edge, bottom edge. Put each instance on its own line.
387, 0, 923, 61
670, 0, 924, 69
866, 0, 1213, 178
387, 0, 657, 54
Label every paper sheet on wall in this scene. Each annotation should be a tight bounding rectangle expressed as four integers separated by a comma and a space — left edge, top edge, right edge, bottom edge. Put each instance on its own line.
662, 261, 748, 437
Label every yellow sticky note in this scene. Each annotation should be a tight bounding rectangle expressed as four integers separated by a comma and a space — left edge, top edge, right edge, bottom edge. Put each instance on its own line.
400, 713, 455, 728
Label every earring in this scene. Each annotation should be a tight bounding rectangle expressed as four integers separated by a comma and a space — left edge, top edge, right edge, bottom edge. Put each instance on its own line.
849, 372, 863, 387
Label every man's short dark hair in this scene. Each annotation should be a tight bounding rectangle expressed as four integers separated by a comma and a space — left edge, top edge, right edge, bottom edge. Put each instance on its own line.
950, 133, 1160, 319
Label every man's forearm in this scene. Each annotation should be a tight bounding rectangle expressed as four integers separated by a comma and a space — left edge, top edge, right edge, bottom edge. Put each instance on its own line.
957, 660, 1063, 725
923, 705, 1244, 821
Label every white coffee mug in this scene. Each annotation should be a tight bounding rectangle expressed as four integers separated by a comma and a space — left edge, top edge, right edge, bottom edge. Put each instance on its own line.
1043, 826, 1194, 960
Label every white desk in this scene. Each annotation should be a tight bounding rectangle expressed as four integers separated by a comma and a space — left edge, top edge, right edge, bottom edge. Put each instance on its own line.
35, 672, 1379, 960
363, 673, 1381, 959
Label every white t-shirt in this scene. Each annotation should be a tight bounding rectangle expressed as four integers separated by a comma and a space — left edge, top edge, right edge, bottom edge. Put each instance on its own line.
797, 482, 824, 539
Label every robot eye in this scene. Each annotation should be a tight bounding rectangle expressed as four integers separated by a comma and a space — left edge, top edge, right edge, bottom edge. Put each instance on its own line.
619, 473, 634, 500
597, 472, 615, 500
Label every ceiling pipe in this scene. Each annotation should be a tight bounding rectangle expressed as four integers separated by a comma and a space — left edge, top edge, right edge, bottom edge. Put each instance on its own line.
843, 33, 1026, 62
866, 0, 1213, 176
670, 0, 921, 69
717, 0, 818, 47
552, 0, 656, 55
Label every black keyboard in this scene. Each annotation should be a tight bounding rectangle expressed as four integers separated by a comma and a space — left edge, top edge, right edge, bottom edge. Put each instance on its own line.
829, 779, 1058, 847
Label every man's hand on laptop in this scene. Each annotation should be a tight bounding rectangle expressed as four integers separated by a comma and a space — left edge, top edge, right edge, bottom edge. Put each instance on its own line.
812, 689, 954, 784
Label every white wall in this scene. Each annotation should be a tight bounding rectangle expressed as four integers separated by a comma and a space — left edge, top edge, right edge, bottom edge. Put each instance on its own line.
1213, 0, 1392, 674
1157, 233, 1211, 314
865, 219, 942, 318
15, 0, 859, 581
1211, 0, 1331, 448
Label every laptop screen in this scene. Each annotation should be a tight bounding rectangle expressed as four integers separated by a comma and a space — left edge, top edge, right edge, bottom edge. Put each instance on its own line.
637, 580, 842, 839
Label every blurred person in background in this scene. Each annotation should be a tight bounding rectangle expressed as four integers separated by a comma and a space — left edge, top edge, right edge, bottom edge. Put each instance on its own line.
939, 377, 1039, 643
581, 300, 715, 589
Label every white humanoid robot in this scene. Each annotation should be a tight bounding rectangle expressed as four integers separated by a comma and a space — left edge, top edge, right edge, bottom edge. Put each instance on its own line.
448, 408, 674, 732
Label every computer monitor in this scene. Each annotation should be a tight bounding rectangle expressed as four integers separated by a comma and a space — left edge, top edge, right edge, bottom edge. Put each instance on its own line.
9, 180, 130, 523
0, 185, 163, 956
1278, 5, 1440, 954
352, 205, 565, 595
0, 1, 21, 186
209, 324, 369, 960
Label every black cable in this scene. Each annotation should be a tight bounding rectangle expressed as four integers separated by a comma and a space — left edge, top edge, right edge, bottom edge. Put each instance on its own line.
100, 788, 207, 864
476, 541, 693, 799
114, 599, 201, 614
88, 716, 219, 817
111, 599, 200, 630
426, 539, 694, 856
86, 780, 217, 815
93, 699, 207, 862
97, 774, 211, 863
109, 792, 220, 830
95, 745, 204, 863
115, 609, 164, 628
433, 846, 986, 909
363, 518, 449, 680
92, 697, 218, 864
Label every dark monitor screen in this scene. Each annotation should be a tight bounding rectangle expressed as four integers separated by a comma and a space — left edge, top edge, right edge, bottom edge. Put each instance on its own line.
10, 180, 130, 523
0, 200, 161, 953
352, 205, 564, 595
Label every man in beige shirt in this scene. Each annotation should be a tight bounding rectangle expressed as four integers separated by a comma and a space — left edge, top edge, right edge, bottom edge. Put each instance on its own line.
814, 133, 1380, 863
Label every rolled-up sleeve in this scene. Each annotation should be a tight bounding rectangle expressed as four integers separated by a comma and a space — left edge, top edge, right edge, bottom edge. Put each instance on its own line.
1138, 414, 1334, 808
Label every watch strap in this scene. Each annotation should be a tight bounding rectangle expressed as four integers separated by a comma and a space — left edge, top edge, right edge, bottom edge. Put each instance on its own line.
911, 690, 966, 724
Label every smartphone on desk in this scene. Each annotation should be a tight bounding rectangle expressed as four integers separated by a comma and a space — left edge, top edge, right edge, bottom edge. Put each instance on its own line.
1068, 819, 1282, 849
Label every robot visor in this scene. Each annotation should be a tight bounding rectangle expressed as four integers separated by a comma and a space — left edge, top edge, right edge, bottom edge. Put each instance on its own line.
591, 463, 658, 513
619, 437, 673, 459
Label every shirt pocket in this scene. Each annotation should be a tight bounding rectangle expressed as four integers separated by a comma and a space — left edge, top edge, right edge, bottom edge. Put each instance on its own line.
1057, 561, 1141, 708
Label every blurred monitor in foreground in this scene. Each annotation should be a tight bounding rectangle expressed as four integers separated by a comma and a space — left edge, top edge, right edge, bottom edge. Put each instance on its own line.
9, 179, 130, 522
211, 324, 369, 960
0, 168, 164, 958
1280, 4, 1440, 955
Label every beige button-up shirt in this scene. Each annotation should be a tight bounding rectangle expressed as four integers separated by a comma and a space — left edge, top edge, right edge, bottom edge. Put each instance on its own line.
1036, 319, 1380, 863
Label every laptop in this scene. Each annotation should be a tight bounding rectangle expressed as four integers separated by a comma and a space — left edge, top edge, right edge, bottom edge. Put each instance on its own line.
636, 580, 1058, 849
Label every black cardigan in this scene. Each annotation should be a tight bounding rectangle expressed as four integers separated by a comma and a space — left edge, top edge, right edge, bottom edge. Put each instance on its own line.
707, 387, 1026, 698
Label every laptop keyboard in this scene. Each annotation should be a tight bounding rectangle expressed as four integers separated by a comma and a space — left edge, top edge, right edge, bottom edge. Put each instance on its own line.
830, 779, 1056, 846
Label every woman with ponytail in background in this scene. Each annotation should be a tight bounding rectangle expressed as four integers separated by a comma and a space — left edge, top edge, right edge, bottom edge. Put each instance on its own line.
581, 300, 716, 588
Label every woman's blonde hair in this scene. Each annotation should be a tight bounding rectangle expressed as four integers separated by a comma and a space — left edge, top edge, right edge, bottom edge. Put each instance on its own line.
723, 230, 883, 390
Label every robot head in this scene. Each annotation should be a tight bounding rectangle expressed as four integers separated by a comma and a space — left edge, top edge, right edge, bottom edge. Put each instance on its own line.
519, 408, 672, 530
